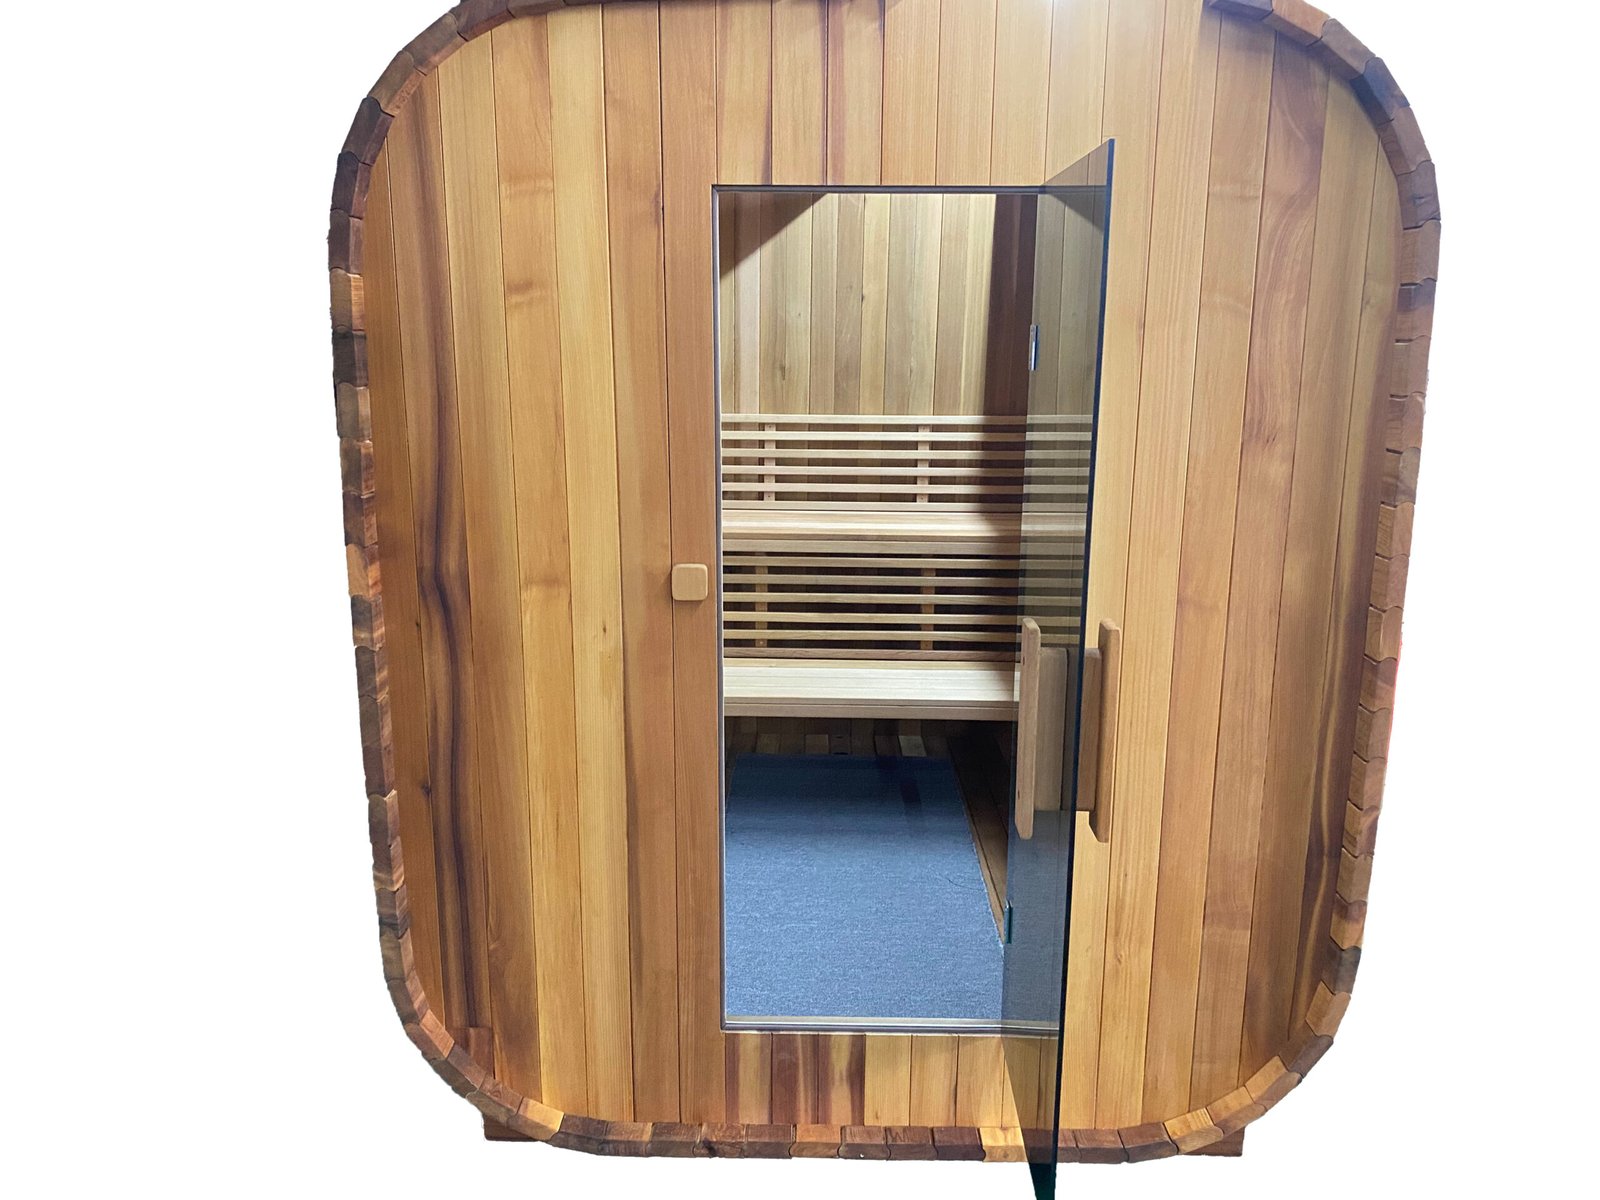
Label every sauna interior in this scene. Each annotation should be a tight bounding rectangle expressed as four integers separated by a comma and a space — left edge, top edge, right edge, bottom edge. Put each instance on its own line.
332, 0, 1438, 1181
715, 172, 1109, 1035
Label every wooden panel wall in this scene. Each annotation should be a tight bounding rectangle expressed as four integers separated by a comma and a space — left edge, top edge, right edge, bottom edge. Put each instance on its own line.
354, 0, 1409, 1140
717, 191, 1034, 418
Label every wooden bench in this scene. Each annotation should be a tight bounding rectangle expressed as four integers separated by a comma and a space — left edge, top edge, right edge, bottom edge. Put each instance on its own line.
720, 412, 1091, 722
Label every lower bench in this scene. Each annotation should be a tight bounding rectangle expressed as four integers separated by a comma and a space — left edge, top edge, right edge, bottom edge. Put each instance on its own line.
723, 658, 1020, 722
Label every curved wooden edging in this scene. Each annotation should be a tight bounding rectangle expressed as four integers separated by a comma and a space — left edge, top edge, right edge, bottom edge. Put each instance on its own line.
330, 0, 1436, 1162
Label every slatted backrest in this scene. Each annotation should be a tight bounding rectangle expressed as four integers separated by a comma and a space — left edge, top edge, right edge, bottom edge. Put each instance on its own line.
720, 413, 1092, 511
720, 414, 1091, 661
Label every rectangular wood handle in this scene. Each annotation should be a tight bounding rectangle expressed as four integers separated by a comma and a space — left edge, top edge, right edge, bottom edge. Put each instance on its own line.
1075, 620, 1122, 843
671, 563, 710, 602
1016, 617, 1070, 841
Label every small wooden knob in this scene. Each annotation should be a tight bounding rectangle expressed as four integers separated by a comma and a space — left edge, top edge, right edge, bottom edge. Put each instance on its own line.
671, 563, 710, 602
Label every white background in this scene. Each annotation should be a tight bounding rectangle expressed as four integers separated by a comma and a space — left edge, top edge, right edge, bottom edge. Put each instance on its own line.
5, 1, 1596, 1195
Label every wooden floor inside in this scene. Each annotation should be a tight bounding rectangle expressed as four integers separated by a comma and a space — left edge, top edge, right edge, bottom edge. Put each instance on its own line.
724, 716, 1015, 939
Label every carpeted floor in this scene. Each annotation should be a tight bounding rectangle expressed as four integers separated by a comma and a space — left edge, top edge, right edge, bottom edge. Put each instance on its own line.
723, 753, 1004, 1024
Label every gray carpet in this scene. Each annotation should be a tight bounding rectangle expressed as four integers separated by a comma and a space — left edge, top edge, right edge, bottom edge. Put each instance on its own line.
724, 753, 1003, 1023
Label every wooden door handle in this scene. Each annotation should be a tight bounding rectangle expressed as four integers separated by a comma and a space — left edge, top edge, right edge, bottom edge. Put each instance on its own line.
1016, 618, 1070, 840
671, 563, 709, 602
1075, 620, 1122, 843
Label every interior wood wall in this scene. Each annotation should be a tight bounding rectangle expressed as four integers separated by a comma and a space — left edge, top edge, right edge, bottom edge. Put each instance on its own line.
359, 0, 1400, 1133
717, 191, 1035, 417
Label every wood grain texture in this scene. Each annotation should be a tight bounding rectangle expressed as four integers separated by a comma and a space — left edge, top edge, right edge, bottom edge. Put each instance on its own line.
343, 0, 1428, 1154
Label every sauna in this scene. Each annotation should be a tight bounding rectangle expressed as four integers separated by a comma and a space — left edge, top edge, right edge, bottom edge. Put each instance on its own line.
330, 0, 1438, 1189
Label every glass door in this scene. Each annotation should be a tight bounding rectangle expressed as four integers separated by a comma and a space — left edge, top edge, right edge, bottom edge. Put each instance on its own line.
1001, 140, 1114, 1198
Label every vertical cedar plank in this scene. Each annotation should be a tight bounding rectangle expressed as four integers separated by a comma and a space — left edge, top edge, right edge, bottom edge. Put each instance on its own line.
809, 193, 840, 413
602, 0, 682, 1122
720, 197, 764, 414
990, 0, 1054, 184
771, 1033, 822, 1124
881, 0, 940, 184
759, 194, 815, 412
826, 0, 884, 185
1243, 73, 1378, 1079
726, 1032, 774, 1123
819, 1033, 867, 1124
718, 0, 774, 184
864, 1035, 912, 1125
549, 4, 634, 1121
909, 1035, 959, 1125
954, 1036, 1004, 1128
772, 0, 828, 184
1095, 0, 1219, 1128
661, 0, 727, 1123
1141, 14, 1274, 1123
491, 16, 589, 1112
935, 0, 997, 184
363, 149, 446, 1013
1054, 0, 1111, 1096
1046, 0, 1108, 172
883, 193, 941, 414
1290, 154, 1400, 1030
1190, 39, 1329, 1108
1083, 0, 1168, 1127
858, 193, 891, 413
933, 195, 997, 415
437, 31, 543, 1098
384, 72, 489, 1040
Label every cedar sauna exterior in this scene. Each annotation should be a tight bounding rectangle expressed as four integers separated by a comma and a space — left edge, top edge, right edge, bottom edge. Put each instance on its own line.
329, 0, 1436, 1168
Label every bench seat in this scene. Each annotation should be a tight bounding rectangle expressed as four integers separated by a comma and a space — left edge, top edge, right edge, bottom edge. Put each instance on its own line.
721, 507, 1086, 556
724, 658, 1020, 722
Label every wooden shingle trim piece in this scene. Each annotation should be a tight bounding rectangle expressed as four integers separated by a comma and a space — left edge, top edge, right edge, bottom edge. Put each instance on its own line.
839, 1125, 890, 1160
1348, 752, 1388, 809
1378, 107, 1430, 179
1165, 1109, 1224, 1155
328, 210, 362, 273
743, 1124, 799, 1159
1386, 394, 1425, 451
1119, 1122, 1178, 1162
885, 1126, 937, 1161
1355, 702, 1395, 762
451, 0, 518, 40
329, 268, 365, 335
1381, 447, 1421, 506
1074, 1128, 1126, 1164
793, 1124, 841, 1158
646, 1122, 706, 1157
1398, 159, 1441, 228
1391, 336, 1431, 398
1401, 219, 1443, 283
1364, 604, 1403, 662
1351, 57, 1409, 122
1265, 0, 1329, 46
1369, 553, 1409, 611
331, 153, 373, 219
1244, 1058, 1299, 1110
1396, 281, 1436, 341
1208, 1087, 1266, 1137
979, 1126, 1027, 1164
1332, 895, 1368, 949
1338, 848, 1375, 904
1323, 941, 1362, 993
1375, 502, 1415, 559
1206, 0, 1274, 19
1307, 984, 1353, 1037
332, 332, 369, 389
1285, 1027, 1335, 1078
1344, 799, 1381, 857
405, 12, 466, 74
932, 1126, 986, 1161
1361, 654, 1400, 714
342, 97, 394, 166
335, 383, 372, 442
1313, 18, 1372, 79
370, 49, 422, 116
